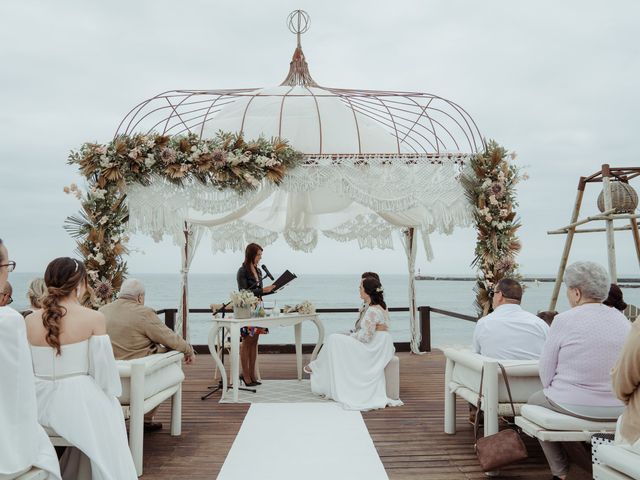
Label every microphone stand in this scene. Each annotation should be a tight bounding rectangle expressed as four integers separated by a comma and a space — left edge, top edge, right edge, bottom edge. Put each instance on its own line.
201, 301, 257, 400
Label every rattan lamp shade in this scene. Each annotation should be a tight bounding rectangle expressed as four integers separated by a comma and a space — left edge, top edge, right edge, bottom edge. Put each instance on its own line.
597, 181, 639, 213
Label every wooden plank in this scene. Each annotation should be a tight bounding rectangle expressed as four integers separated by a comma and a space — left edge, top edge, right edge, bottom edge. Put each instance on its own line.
141, 350, 551, 478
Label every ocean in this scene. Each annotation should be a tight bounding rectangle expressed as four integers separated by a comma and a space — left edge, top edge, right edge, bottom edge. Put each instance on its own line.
8, 273, 640, 347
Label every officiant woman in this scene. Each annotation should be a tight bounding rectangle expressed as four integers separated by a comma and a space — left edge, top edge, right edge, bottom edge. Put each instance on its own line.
236, 243, 275, 387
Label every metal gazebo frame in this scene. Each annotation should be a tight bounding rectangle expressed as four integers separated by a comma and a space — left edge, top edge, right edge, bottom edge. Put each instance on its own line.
115, 10, 485, 351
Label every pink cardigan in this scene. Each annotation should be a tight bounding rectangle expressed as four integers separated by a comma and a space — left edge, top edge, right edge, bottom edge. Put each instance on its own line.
540, 303, 630, 406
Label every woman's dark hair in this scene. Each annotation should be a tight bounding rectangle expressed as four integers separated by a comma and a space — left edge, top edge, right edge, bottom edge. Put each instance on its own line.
361, 271, 380, 281
243, 243, 263, 269
603, 283, 627, 312
42, 257, 87, 355
362, 276, 387, 310
537, 310, 558, 326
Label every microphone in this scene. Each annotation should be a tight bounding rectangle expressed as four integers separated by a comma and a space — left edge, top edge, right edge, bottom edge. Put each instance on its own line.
261, 264, 275, 281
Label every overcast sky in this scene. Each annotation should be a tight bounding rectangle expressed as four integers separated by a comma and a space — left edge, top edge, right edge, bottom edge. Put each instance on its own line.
1, 0, 639, 276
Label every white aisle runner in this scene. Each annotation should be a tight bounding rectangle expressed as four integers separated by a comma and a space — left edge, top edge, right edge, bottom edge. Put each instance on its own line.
218, 403, 389, 480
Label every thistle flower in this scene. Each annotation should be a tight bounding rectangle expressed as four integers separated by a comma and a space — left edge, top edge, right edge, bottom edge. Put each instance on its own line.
94, 279, 114, 300
160, 147, 177, 164
212, 149, 226, 167
490, 181, 505, 199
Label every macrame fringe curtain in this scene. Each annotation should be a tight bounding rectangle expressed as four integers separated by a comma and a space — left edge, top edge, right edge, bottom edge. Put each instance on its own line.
175, 223, 204, 340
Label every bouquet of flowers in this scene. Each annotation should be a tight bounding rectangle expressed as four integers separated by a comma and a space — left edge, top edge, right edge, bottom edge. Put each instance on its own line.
230, 290, 257, 309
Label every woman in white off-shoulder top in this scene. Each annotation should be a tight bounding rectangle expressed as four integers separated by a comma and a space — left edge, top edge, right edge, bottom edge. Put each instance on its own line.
25, 257, 137, 480
306, 276, 402, 410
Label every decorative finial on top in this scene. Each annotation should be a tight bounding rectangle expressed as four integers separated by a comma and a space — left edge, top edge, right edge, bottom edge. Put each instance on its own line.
287, 10, 310, 48
281, 10, 318, 87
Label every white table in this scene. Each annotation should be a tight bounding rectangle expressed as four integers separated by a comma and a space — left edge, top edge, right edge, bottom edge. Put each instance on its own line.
207, 313, 325, 402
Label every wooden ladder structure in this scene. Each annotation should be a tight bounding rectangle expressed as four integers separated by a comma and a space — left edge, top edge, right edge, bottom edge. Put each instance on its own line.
548, 164, 640, 311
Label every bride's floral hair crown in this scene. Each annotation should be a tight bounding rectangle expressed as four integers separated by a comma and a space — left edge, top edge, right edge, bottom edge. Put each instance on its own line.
376, 286, 384, 293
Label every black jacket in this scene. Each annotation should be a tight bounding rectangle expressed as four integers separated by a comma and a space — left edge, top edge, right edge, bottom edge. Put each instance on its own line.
236, 264, 263, 298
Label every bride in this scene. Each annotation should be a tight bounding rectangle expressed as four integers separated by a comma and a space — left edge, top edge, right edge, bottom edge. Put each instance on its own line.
306, 276, 403, 410
25, 257, 137, 479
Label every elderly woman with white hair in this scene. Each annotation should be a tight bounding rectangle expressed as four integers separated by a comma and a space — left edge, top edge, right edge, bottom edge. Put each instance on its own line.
528, 261, 631, 480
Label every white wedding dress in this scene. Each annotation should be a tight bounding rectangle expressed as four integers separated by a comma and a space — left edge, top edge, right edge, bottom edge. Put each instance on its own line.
30, 335, 137, 480
309, 305, 403, 410
0, 306, 60, 479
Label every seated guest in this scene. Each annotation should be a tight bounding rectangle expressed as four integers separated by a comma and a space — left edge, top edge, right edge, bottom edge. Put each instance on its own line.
21, 277, 47, 317
604, 283, 627, 312
528, 261, 631, 480
0, 280, 12, 306
472, 278, 549, 359
26, 257, 137, 479
537, 310, 558, 327
100, 278, 195, 431
0, 240, 60, 479
611, 304, 640, 450
306, 276, 402, 410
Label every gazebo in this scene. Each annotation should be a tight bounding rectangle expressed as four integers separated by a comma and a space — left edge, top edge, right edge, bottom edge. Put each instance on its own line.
117, 11, 484, 353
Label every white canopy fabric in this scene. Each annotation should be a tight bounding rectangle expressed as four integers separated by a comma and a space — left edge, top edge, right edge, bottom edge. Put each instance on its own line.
126, 157, 473, 351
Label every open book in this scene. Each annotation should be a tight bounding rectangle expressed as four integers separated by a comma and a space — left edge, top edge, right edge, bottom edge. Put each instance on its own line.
273, 269, 297, 292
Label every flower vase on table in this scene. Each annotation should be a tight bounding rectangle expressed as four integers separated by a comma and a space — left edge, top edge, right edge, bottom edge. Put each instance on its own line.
234, 306, 251, 319
230, 290, 258, 319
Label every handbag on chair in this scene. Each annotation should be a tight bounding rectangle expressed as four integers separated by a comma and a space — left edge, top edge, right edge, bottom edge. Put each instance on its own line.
473, 363, 528, 472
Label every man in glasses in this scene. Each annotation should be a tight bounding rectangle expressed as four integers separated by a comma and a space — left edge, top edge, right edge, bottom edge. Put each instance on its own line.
472, 278, 549, 360
0, 281, 13, 306
0, 239, 61, 478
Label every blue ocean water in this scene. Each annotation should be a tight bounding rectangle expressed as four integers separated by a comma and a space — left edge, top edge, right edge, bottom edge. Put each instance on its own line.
8, 273, 640, 347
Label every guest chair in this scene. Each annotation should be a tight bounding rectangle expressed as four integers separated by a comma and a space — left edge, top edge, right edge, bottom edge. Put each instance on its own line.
516, 405, 617, 443
442, 347, 541, 437
592, 443, 640, 479
117, 351, 185, 476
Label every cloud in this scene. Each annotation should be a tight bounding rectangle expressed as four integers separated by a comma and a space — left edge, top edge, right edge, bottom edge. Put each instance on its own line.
2, 0, 639, 276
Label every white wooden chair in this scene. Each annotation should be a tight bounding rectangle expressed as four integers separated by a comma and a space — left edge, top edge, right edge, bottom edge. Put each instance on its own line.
117, 351, 184, 476
593, 444, 640, 479
516, 405, 617, 442
442, 347, 542, 437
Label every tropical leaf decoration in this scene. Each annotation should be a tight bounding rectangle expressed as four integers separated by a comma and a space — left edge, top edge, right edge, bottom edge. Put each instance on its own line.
65, 131, 303, 306
461, 140, 527, 316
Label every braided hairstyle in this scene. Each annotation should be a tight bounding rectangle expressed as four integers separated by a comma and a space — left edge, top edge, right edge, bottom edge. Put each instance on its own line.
362, 276, 387, 310
42, 257, 87, 355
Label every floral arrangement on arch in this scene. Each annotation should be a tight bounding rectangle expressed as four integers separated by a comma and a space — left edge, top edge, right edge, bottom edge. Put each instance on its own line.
65, 131, 303, 306
462, 140, 527, 317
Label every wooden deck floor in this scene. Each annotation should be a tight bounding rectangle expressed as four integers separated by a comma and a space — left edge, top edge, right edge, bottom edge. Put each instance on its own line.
144, 350, 553, 479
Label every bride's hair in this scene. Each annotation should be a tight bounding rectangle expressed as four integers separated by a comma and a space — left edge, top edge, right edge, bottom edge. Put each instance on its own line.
42, 257, 87, 355
362, 276, 387, 310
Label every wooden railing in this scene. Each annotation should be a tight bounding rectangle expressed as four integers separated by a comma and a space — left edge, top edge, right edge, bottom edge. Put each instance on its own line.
156, 305, 479, 354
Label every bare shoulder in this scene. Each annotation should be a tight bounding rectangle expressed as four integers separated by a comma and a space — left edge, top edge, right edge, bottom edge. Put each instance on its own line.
24, 310, 44, 330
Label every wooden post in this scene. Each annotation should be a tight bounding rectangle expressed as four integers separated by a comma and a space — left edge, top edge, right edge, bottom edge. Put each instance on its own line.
602, 164, 618, 282
182, 222, 189, 339
419, 306, 431, 353
630, 217, 640, 269
549, 177, 586, 310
